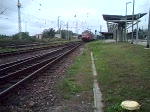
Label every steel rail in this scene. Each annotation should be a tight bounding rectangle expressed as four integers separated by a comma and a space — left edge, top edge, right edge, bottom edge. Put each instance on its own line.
0, 42, 74, 58
0, 42, 81, 99
0, 47, 66, 74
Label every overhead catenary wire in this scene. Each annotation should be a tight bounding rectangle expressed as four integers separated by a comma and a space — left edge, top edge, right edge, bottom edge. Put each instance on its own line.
0, 8, 7, 15
0, 0, 98, 35
31, 0, 42, 6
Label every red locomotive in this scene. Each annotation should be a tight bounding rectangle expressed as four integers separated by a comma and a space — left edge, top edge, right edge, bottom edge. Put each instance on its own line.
81, 30, 94, 42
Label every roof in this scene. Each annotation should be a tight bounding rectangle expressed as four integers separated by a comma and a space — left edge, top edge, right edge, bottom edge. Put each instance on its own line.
102, 13, 147, 27
103, 13, 147, 21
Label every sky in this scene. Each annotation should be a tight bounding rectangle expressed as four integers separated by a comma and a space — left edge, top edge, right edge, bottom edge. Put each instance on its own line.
0, 0, 149, 36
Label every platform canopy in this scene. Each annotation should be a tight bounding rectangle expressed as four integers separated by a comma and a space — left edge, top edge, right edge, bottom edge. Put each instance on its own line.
103, 13, 147, 27
103, 13, 147, 21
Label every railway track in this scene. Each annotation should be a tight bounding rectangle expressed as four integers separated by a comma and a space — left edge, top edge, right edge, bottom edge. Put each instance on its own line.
0, 42, 81, 100
0, 43, 43, 49
0, 42, 55, 49
0, 42, 75, 58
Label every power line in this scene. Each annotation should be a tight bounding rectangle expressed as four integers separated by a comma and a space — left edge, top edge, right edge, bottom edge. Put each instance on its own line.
0, 8, 7, 14
31, 0, 42, 6
0, 1, 96, 34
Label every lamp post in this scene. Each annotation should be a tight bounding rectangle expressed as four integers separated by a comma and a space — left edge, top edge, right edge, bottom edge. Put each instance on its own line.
131, 0, 135, 44
147, 8, 150, 48
125, 2, 132, 42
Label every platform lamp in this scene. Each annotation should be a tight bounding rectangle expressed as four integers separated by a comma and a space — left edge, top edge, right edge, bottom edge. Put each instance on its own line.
125, 1, 132, 42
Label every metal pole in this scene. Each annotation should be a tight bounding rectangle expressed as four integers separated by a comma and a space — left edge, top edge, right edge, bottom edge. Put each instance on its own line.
60, 21, 61, 38
76, 21, 78, 36
17, 0, 22, 39
125, 3, 127, 42
107, 21, 109, 32
136, 19, 139, 44
147, 8, 150, 48
127, 20, 141, 29
75, 15, 78, 36
25, 22, 27, 32
70, 27, 72, 40
127, 29, 128, 41
100, 25, 102, 32
131, 0, 135, 44
87, 13, 89, 30
116, 25, 118, 42
67, 22, 69, 40
125, 2, 131, 42
58, 16, 60, 34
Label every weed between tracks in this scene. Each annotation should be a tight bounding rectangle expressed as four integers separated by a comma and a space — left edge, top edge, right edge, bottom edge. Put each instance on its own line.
0, 48, 17, 53
88, 41, 150, 112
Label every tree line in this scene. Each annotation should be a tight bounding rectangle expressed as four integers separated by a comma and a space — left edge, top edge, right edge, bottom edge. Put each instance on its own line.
42, 28, 77, 40
0, 28, 78, 40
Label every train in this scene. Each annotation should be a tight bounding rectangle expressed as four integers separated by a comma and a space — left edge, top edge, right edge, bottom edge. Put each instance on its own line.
81, 30, 95, 42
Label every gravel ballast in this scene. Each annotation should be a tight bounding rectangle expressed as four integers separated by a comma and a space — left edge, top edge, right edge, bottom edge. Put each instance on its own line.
0, 44, 94, 112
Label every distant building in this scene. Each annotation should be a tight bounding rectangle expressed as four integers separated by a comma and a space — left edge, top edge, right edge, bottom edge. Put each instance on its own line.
35, 34, 42, 39
55, 34, 61, 38
72, 35, 79, 40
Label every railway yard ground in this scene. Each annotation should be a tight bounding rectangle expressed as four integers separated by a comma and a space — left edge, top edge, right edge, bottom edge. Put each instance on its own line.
0, 40, 150, 112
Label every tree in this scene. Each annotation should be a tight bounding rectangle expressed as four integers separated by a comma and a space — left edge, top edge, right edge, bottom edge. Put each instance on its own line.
60, 30, 67, 39
42, 28, 55, 39
22, 32, 30, 39
133, 28, 147, 39
12, 32, 30, 40
138, 27, 144, 39
0, 34, 8, 38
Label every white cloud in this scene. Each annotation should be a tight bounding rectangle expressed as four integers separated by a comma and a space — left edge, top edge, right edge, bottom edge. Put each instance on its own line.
0, 0, 149, 35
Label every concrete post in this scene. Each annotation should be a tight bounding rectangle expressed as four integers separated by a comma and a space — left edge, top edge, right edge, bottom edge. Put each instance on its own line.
136, 20, 139, 44
118, 26, 123, 42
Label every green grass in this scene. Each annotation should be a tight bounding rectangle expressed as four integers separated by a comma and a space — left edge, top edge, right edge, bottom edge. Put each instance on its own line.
57, 41, 149, 111
58, 78, 82, 99
88, 41, 150, 112
57, 45, 93, 99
